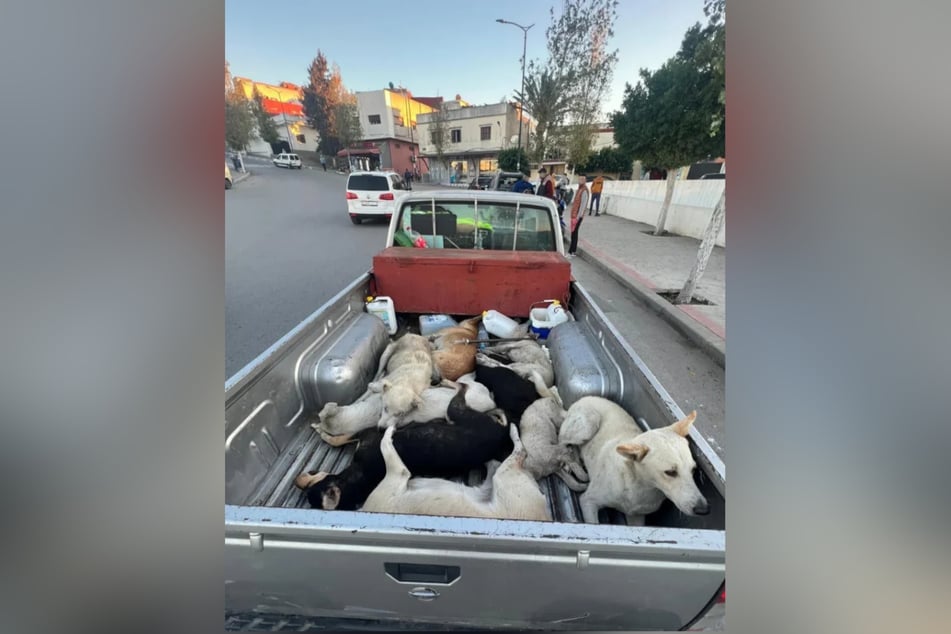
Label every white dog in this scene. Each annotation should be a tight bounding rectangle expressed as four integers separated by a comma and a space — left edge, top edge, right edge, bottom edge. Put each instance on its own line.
314, 373, 497, 445
361, 424, 551, 522
518, 396, 588, 491
558, 396, 709, 525
370, 333, 435, 422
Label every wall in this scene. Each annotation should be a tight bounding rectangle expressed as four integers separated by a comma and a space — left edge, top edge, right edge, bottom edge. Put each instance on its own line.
356, 91, 393, 139
600, 180, 726, 246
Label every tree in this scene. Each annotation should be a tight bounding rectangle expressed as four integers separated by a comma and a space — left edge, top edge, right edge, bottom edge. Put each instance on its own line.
540, 0, 620, 167
514, 68, 570, 163
575, 146, 632, 174
612, 22, 724, 237
334, 97, 363, 169
428, 103, 450, 169
675, 0, 726, 304
252, 96, 281, 150
225, 87, 254, 152
302, 51, 346, 156
498, 147, 530, 174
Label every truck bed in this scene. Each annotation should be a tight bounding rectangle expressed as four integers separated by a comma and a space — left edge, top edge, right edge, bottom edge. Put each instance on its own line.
225, 273, 725, 630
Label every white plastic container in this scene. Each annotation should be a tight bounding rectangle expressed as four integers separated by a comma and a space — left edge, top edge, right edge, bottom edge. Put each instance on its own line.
418, 314, 458, 336
529, 299, 570, 340
482, 309, 521, 339
366, 296, 398, 335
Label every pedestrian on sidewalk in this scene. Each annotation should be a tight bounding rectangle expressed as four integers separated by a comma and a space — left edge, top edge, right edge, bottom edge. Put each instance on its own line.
588, 172, 604, 216
404, 168, 413, 186
511, 173, 534, 194
567, 175, 590, 257
320, 156, 327, 171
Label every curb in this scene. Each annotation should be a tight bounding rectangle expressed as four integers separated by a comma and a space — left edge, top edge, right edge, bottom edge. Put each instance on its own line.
232, 170, 251, 185
578, 242, 725, 368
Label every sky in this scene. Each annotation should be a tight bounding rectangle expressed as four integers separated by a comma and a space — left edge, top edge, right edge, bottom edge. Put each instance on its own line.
225, 0, 707, 118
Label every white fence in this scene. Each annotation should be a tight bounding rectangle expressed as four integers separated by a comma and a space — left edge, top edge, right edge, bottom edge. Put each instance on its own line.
601, 180, 725, 247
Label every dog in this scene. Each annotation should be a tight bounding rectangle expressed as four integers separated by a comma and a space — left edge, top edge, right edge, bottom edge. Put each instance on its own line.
481, 339, 555, 388
475, 352, 555, 401
361, 423, 551, 522
369, 333, 435, 421
474, 362, 545, 424
314, 372, 497, 445
430, 315, 481, 381
518, 396, 589, 491
558, 396, 709, 525
295, 383, 513, 511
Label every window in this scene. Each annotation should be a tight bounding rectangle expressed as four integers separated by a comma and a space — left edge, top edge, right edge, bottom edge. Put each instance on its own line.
393, 200, 556, 252
395, 143, 401, 148
368, 114, 382, 125
450, 128, 462, 143
430, 131, 438, 144
347, 174, 389, 191
479, 159, 498, 172
296, 134, 306, 144
480, 126, 492, 141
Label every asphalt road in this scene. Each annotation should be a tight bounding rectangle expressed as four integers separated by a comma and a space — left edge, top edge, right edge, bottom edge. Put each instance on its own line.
225, 161, 389, 377
226, 166, 724, 459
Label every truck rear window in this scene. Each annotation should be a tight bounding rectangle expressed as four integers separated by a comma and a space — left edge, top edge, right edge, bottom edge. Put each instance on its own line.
394, 200, 556, 252
348, 175, 389, 191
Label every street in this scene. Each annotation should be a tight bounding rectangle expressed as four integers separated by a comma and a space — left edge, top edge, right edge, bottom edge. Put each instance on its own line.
225, 158, 388, 377
226, 165, 725, 458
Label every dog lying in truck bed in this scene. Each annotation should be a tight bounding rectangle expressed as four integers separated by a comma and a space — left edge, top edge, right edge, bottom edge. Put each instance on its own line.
362, 423, 551, 521
558, 396, 709, 525
369, 333, 435, 422
429, 315, 481, 381
481, 339, 555, 388
518, 396, 589, 492
295, 383, 511, 511
314, 372, 497, 445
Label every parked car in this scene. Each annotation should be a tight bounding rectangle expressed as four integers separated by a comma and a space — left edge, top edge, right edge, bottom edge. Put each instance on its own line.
225, 163, 233, 189
468, 174, 494, 190
345, 171, 410, 225
469, 171, 526, 192
700, 172, 725, 180
272, 152, 302, 169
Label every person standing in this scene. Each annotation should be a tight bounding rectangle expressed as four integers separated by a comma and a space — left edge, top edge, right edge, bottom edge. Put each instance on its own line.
567, 175, 590, 257
588, 173, 604, 216
537, 168, 555, 200
404, 168, 413, 186
511, 173, 534, 194
320, 156, 327, 171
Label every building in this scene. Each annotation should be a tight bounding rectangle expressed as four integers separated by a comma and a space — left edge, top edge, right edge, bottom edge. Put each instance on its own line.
351, 88, 438, 175
416, 99, 532, 184
232, 77, 319, 156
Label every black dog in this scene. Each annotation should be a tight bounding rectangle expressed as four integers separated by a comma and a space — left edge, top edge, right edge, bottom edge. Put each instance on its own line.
296, 383, 511, 510
474, 363, 540, 424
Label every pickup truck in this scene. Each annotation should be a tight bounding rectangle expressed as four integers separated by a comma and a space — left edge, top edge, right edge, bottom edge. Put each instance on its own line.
225, 190, 726, 630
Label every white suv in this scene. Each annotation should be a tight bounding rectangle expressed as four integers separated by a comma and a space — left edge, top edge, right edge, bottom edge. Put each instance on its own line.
272, 152, 302, 169
346, 171, 409, 225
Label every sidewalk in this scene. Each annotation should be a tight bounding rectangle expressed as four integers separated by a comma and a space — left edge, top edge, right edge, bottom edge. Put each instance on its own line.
577, 213, 725, 366
402, 184, 725, 365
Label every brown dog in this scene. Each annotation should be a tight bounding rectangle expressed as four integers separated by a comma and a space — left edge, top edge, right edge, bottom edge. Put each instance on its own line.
430, 315, 481, 381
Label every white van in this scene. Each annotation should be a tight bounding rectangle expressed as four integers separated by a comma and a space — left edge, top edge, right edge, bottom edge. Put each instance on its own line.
272, 152, 302, 169
345, 171, 409, 225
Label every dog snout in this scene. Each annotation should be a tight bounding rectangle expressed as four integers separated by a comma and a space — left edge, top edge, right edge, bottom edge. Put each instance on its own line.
692, 499, 710, 515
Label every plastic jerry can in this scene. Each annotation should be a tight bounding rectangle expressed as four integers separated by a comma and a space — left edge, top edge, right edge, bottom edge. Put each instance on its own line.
477, 323, 489, 349
482, 309, 520, 339
418, 314, 458, 336
529, 299, 570, 340
366, 296, 398, 335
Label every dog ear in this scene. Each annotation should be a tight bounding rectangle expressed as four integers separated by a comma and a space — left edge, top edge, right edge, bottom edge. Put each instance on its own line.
670, 411, 697, 437
616, 443, 650, 461
321, 484, 341, 510
294, 471, 328, 490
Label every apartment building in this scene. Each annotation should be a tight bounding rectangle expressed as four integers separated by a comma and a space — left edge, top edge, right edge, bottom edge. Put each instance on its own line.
416, 100, 532, 183
351, 88, 437, 175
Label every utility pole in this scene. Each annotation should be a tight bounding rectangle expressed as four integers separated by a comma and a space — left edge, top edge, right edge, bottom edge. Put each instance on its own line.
496, 19, 533, 173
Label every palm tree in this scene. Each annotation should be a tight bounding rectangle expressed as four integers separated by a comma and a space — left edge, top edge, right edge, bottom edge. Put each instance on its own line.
514, 68, 572, 163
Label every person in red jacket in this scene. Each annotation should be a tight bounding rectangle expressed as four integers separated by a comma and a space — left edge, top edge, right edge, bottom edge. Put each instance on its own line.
567, 175, 590, 257
537, 168, 556, 200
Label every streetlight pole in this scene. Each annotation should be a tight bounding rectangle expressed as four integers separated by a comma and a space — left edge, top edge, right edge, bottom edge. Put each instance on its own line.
496, 19, 533, 173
